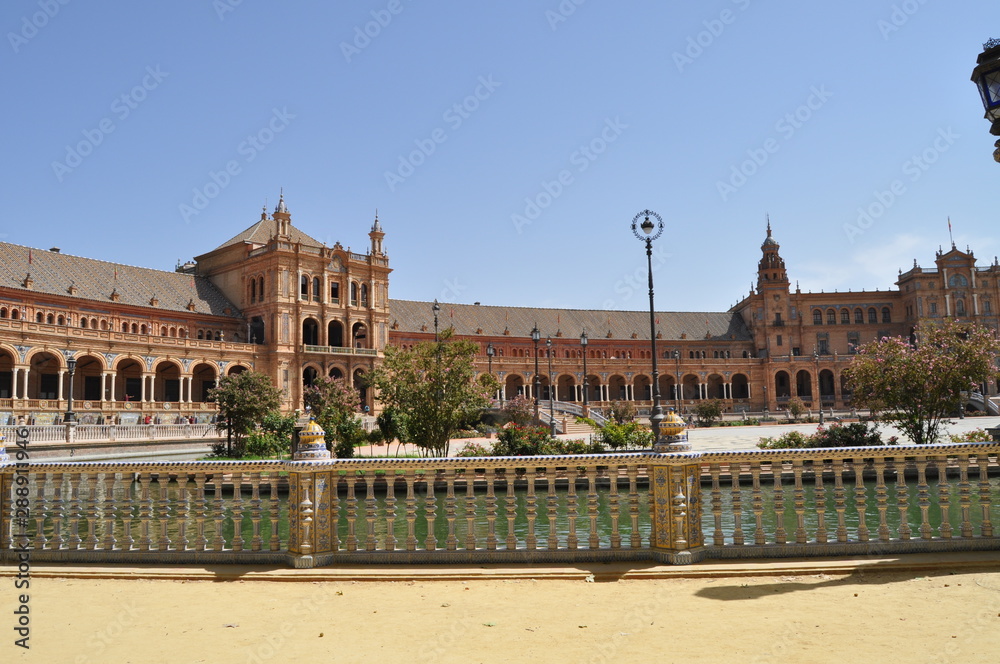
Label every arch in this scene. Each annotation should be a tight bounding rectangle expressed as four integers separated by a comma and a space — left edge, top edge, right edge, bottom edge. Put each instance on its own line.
350, 282, 359, 306
774, 370, 791, 399
258, 276, 265, 302
505, 374, 525, 399
812, 310, 822, 325
681, 374, 700, 400
608, 374, 627, 401
557, 373, 577, 401
0, 347, 15, 398
633, 374, 651, 401
360, 283, 369, 307
328, 366, 345, 380
731, 373, 750, 399
58, 315, 65, 326
122, 322, 129, 333
26, 350, 61, 400
302, 366, 319, 389
192, 362, 218, 402
819, 369, 835, 400
154, 361, 182, 402
0, 307, 7, 318
36, 312, 44, 323
328, 320, 344, 347
353, 368, 370, 411
795, 369, 812, 398
114, 359, 144, 402
140, 324, 147, 335
46, 313, 54, 325
706, 373, 725, 399
73, 353, 106, 402
250, 277, 257, 303
302, 317, 320, 346
80, 317, 89, 328
10, 309, 19, 320
659, 374, 676, 402
352, 321, 369, 349
227, 364, 248, 377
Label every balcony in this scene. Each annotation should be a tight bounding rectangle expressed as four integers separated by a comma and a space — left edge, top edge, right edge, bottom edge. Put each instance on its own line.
303, 345, 378, 356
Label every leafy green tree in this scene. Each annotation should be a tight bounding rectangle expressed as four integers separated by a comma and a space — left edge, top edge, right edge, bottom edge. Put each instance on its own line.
371, 332, 500, 457
375, 407, 409, 455
499, 395, 534, 426
607, 400, 637, 424
208, 371, 283, 458
303, 376, 365, 458
692, 399, 723, 426
244, 412, 297, 458
786, 397, 806, 422
844, 319, 1000, 444
597, 421, 654, 450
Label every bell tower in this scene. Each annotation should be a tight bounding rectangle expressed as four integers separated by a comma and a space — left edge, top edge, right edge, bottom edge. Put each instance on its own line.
757, 220, 789, 292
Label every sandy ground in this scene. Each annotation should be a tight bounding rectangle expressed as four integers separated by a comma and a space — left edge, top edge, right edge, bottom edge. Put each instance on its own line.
4, 562, 1000, 664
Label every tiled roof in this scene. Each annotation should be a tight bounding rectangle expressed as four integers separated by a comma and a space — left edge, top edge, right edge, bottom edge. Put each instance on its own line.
388, 300, 752, 342
0, 243, 240, 317
212, 215, 322, 251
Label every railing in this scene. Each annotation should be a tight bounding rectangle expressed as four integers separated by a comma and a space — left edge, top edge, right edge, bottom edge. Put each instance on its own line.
303, 345, 379, 357
2, 442, 998, 567
0, 423, 222, 444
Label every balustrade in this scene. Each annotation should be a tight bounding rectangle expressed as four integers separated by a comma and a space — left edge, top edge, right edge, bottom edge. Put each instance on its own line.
2, 443, 998, 568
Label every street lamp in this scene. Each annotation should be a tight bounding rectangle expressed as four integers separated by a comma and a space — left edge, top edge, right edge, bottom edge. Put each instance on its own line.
673, 350, 681, 413
631, 209, 680, 451
580, 331, 589, 415
972, 38, 1000, 162
432, 299, 441, 341
64, 357, 77, 424
486, 342, 495, 400
547, 337, 555, 437
813, 350, 824, 425
531, 324, 541, 424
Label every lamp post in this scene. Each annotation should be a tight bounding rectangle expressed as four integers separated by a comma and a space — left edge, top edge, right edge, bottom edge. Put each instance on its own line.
547, 337, 555, 437
486, 342, 495, 400
580, 331, 589, 415
813, 350, 824, 425
631, 209, 672, 449
64, 357, 77, 423
971, 38, 1000, 162
531, 325, 541, 425
673, 350, 681, 413
432, 299, 441, 341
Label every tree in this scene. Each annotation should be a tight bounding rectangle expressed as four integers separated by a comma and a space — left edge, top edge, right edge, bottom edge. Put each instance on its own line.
208, 371, 283, 458
607, 400, 637, 424
303, 376, 366, 458
693, 399, 723, 426
786, 397, 806, 422
597, 421, 654, 450
371, 332, 500, 457
844, 319, 1000, 444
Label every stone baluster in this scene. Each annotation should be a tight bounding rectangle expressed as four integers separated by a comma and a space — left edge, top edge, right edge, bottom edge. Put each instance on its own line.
814, 460, 828, 544
586, 467, 599, 549
505, 469, 518, 550
895, 458, 911, 540
404, 470, 417, 551
365, 470, 378, 552
102, 473, 117, 550
627, 465, 641, 548
709, 464, 724, 546
156, 473, 171, 551
915, 456, 932, 539
546, 466, 559, 550
175, 474, 190, 551
792, 460, 806, 544
383, 471, 396, 552
211, 474, 225, 551
424, 469, 438, 551
565, 467, 579, 550
344, 473, 358, 552
248, 473, 262, 552
976, 455, 993, 537
750, 463, 765, 545
444, 468, 458, 552
83, 472, 99, 550
137, 473, 153, 551
772, 461, 786, 545
957, 456, 973, 538
120, 478, 134, 551
484, 469, 497, 550
268, 474, 281, 552
230, 472, 244, 552
935, 457, 952, 539
67, 472, 83, 550
874, 458, 890, 542
524, 468, 538, 551
193, 472, 208, 551
49, 472, 64, 550
463, 468, 477, 551
730, 463, 744, 546
608, 465, 622, 549
853, 460, 869, 542
832, 460, 848, 543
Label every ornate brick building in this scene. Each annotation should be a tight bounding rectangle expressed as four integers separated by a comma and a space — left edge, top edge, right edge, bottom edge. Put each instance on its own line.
0, 201, 996, 425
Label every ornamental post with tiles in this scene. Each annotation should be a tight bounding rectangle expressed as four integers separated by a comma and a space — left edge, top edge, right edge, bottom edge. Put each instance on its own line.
287, 419, 334, 568
649, 416, 704, 564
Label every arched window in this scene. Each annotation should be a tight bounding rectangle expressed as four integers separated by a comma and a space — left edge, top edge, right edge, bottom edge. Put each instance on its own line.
36, 312, 44, 323
813, 310, 822, 325
0, 308, 6, 318
100, 320, 107, 330
881, 307, 891, 323
140, 324, 147, 335
300, 275, 309, 299
161, 326, 168, 336
956, 299, 966, 316
122, 322, 129, 333
361, 284, 369, 307
80, 317, 88, 328
58, 316, 65, 326
250, 278, 256, 303
854, 308, 863, 323
312, 277, 321, 302
868, 308, 877, 324
46, 314, 54, 324
826, 309, 836, 324
258, 276, 265, 302
197, 330, 204, 339
949, 274, 969, 288
840, 310, 849, 324
350, 282, 359, 306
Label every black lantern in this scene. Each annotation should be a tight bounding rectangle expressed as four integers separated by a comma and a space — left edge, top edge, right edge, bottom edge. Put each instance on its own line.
580, 331, 589, 411
64, 357, 77, 424
531, 324, 541, 424
972, 38, 1000, 161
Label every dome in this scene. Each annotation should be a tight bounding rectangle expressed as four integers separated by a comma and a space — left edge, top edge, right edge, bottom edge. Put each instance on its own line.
761, 220, 778, 248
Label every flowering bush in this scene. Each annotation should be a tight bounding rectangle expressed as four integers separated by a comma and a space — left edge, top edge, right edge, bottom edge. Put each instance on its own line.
456, 426, 604, 456
949, 427, 994, 443
757, 422, 896, 449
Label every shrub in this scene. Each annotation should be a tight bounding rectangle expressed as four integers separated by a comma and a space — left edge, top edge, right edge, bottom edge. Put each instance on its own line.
597, 421, 653, 450
493, 424, 552, 456
757, 431, 812, 449
455, 441, 495, 457
693, 399, 723, 426
949, 427, 994, 443
810, 422, 886, 448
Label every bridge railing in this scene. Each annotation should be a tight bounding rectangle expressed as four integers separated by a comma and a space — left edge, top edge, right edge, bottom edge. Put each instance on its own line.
0, 423, 222, 444
1, 438, 997, 568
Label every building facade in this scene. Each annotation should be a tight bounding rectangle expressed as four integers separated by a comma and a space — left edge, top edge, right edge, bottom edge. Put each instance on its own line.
0, 201, 996, 425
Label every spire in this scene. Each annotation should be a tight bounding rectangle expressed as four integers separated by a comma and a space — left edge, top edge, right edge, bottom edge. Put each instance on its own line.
274, 188, 288, 214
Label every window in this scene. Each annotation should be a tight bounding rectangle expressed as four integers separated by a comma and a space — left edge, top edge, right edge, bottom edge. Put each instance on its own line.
300, 275, 309, 299
949, 274, 969, 288
847, 332, 860, 354
80, 318, 88, 328
813, 310, 822, 325
361, 284, 369, 307
868, 308, 877, 324
330, 282, 340, 303
312, 277, 321, 302
826, 309, 836, 324
840, 310, 850, 324
350, 282, 358, 306
956, 299, 966, 316
881, 307, 891, 323
792, 347, 801, 356
258, 277, 264, 302
776, 335, 783, 347
36, 312, 43, 323
986, 300, 992, 313
250, 279, 256, 303
854, 308, 863, 323
818, 338, 829, 355
930, 302, 938, 315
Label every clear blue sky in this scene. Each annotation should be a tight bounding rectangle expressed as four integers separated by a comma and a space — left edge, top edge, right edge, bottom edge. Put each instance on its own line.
3, 1, 999, 315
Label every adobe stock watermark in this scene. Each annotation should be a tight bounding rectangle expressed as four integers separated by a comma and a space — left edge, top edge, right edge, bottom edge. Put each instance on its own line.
545, 0, 587, 31
511, 116, 628, 234
213, 0, 244, 21
716, 85, 833, 202
51, 66, 170, 183
438, 276, 466, 303
384, 75, 502, 193
877, 0, 931, 41
673, 0, 752, 73
601, 244, 671, 310
179, 107, 295, 224
340, 0, 414, 63
8, 0, 72, 54
843, 127, 958, 243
